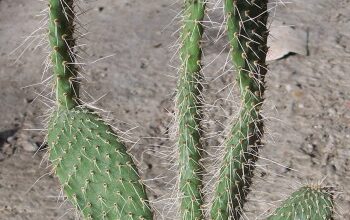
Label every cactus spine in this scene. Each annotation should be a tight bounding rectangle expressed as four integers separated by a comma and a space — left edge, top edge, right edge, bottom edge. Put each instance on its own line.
47, 0, 153, 219
268, 186, 334, 220
176, 0, 206, 219
210, 1, 269, 219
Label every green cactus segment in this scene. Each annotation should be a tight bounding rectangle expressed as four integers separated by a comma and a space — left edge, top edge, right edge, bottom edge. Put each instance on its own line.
47, 108, 153, 220
176, 0, 206, 219
48, 0, 78, 110
267, 186, 334, 220
211, 1, 268, 219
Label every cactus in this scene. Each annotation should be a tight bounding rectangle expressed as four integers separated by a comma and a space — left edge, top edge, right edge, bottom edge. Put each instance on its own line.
48, 0, 78, 110
210, 1, 269, 219
175, 0, 206, 219
31, 0, 336, 220
267, 186, 334, 220
47, 0, 153, 219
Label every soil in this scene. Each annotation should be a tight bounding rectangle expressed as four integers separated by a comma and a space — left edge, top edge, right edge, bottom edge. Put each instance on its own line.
0, 0, 349, 219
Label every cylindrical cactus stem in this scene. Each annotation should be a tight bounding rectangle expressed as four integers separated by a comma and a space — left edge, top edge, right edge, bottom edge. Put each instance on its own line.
176, 0, 206, 219
267, 186, 334, 220
211, 1, 269, 219
48, 0, 79, 110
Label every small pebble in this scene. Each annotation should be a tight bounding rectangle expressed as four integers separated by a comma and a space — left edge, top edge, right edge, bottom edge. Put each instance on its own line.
20, 140, 38, 152
285, 84, 292, 92
6, 136, 16, 144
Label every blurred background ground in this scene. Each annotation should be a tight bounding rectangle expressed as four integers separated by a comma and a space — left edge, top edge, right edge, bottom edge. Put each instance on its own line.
0, 0, 349, 219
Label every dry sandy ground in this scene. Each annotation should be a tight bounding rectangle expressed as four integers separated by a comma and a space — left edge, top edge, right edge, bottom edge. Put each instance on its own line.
0, 0, 349, 219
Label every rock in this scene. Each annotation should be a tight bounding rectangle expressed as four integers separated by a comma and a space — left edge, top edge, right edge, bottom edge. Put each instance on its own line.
20, 140, 38, 152
6, 135, 16, 144
267, 20, 308, 61
285, 84, 292, 92
328, 108, 336, 116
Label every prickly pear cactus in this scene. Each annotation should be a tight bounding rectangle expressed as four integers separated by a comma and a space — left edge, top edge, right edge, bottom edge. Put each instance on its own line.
48, 108, 153, 219
210, 0, 269, 219
176, 0, 206, 219
267, 186, 334, 220
47, 0, 153, 219
41, 1, 336, 220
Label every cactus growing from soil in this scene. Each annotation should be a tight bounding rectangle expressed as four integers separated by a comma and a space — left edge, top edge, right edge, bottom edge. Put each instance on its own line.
47, 0, 153, 219
175, 0, 206, 219
39, 0, 335, 220
210, 1, 269, 219
268, 186, 334, 220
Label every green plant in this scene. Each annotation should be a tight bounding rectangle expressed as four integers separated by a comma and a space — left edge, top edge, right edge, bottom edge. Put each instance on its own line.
210, 1, 268, 219
267, 186, 334, 220
47, 1, 153, 219
42, 0, 335, 220
176, 0, 206, 219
